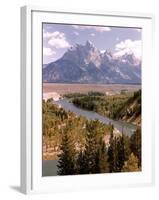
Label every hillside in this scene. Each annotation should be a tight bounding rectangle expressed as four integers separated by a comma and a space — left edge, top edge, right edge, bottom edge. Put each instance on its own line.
42, 100, 113, 160
115, 90, 141, 126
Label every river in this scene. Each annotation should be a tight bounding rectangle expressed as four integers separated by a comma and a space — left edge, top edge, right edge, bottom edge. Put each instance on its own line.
42, 160, 58, 176
54, 98, 137, 136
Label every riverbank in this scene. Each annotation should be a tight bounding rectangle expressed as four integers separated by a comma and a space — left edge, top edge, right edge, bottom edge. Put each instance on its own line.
54, 98, 137, 136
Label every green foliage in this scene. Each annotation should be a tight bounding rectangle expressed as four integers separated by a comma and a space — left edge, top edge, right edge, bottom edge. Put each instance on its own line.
77, 120, 104, 174
108, 132, 131, 172
107, 132, 114, 172
64, 93, 87, 99
116, 134, 131, 171
77, 121, 109, 174
64, 91, 105, 99
57, 129, 76, 175
96, 138, 109, 173
43, 96, 142, 175
87, 91, 105, 96
81, 131, 98, 174
71, 90, 141, 124
130, 127, 141, 166
71, 92, 133, 119
76, 151, 86, 174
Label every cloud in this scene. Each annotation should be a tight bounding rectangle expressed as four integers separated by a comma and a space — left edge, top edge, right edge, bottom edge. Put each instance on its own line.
43, 47, 56, 56
114, 39, 142, 59
43, 31, 70, 49
72, 25, 111, 32
94, 27, 111, 32
135, 28, 142, 32
72, 25, 79, 29
43, 31, 54, 38
90, 33, 95, 37
116, 37, 119, 41
100, 50, 105, 54
74, 31, 79, 36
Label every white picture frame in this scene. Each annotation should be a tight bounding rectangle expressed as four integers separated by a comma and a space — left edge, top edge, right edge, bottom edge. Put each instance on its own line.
21, 5, 154, 194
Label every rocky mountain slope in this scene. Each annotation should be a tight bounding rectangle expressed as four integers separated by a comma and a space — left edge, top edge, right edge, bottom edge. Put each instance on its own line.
43, 40, 141, 84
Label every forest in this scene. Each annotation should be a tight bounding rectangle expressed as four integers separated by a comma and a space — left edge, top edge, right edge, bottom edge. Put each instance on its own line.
70, 90, 141, 125
43, 98, 141, 175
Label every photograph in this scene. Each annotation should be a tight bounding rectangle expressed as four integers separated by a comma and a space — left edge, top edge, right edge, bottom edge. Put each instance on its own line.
42, 23, 142, 176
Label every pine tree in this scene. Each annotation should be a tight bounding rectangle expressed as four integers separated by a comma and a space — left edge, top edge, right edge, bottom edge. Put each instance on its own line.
83, 130, 98, 174
76, 150, 86, 174
77, 120, 104, 174
122, 153, 140, 172
116, 134, 131, 171
96, 138, 109, 173
130, 128, 141, 167
108, 128, 131, 173
107, 131, 118, 172
77, 120, 113, 174
57, 129, 76, 175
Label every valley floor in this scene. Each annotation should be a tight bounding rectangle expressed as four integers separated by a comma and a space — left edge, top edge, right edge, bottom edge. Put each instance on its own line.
43, 83, 141, 95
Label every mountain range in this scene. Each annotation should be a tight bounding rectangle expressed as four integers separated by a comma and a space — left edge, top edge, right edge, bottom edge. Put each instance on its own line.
43, 40, 141, 84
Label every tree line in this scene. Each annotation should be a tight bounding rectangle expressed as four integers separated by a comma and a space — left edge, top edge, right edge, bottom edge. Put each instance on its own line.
71, 92, 131, 119
71, 90, 141, 125
57, 122, 141, 175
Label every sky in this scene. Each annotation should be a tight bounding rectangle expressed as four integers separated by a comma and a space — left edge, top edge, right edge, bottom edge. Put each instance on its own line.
43, 23, 142, 64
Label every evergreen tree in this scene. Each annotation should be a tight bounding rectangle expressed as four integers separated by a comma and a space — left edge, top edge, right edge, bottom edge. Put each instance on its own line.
76, 150, 86, 174
116, 133, 130, 171
108, 127, 131, 172
82, 130, 98, 174
130, 128, 141, 166
57, 129, 76, 175
96, 138, 109, 173
77, 120, 104, 174
122, 153, 140, 172
107, 131, 118, 172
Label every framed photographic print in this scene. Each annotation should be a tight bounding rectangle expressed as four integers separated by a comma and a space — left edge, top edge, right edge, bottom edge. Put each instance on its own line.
21, 6, 154, 194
